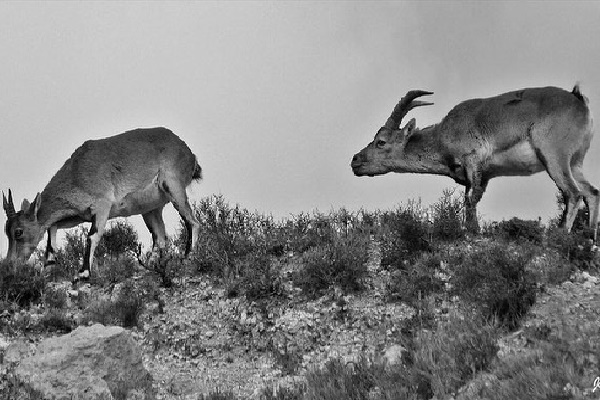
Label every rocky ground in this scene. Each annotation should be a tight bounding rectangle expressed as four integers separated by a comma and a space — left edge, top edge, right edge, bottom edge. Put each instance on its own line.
455, 269, 600, 400
136, 249, 600, 399
2, 242, 600, 399
142, 287, 412, 398
137, 248, 416, 398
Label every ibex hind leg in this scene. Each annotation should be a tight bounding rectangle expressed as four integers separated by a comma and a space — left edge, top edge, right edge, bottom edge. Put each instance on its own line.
161, 179, 199, 256
572, 166, 600, 241
142, 207, 167, 259
539, 152, 582, 232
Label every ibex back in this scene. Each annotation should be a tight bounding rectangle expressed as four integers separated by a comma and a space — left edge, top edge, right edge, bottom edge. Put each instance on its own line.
351, 84, 598, 239
3, 127, 202, 279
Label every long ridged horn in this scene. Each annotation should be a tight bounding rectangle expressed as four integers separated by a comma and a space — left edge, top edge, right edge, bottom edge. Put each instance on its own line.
3, 189, 16, 218
384, 90, 434, 130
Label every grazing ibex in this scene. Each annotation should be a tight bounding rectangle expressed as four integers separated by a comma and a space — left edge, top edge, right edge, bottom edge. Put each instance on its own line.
3, 127, 202, 279
351, 84, 599, 238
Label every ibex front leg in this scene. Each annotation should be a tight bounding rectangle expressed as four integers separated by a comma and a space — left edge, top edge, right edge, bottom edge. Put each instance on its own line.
464, 158, 488, 234
45, 225, 58, 266
77, 208, 110, 282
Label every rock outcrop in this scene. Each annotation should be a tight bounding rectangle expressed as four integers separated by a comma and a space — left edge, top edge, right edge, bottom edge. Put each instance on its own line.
13, 324, 154, 400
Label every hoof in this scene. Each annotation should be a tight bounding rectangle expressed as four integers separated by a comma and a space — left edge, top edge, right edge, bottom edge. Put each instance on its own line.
73, 270, 90, 284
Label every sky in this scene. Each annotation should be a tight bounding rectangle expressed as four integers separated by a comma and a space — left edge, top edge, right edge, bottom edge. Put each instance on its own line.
1, 2, 600, 252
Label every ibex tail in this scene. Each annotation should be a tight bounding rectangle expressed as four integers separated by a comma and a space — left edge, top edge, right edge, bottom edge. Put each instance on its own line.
572, 83, 589, 106
192, 157, 203, 181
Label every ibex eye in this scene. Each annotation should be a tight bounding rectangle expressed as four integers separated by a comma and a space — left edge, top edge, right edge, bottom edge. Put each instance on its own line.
14, 228, 24, 239
376, 140, 386, 148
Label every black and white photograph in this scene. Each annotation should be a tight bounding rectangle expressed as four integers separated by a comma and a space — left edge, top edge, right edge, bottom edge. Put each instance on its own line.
1, 2, 600, 399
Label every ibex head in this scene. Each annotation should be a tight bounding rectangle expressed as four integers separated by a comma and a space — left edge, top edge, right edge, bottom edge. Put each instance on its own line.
351, 90, 433, 177
3, 190, 44, 261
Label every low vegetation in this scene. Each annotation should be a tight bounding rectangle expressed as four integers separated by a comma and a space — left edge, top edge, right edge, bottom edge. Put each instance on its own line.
1, 189, 599, 399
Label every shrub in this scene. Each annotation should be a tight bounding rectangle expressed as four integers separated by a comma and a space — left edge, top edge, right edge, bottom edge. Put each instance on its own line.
293, 234, 369, 298
379, 205, 430, 269
450, 242, 537, 330
497, 217, 544, 244
44, 286, 68, 309
53, 227, 86, 279
144, 248, 183, 288
302, 356, 435, 400
198, 391, 239, 400
432, 188, 465, 241
400, 307, 437, 338
524, 245, 573, 286
181, 195, 267, 277
285, 212, 335, 254
113, 280, 148, 328
473, 323, 600, 400
268, 336, 303, 376
93, 257, 137, 286
84, 278, 156, 328
386, 253, 445, 308
354, 209, 379, 237
0, 260, 46, 307
547, 225, 600, 270
98, 219, 141, 259
259, 316, 496, 400
411, 312, 498, 398
55, 220, 141, 276
283, 208, 374, 255
236, 250, 285, 302
303, 357, 378, 400
261, 385, 304, 400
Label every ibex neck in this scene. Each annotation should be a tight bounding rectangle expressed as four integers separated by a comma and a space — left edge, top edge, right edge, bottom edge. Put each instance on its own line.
402, 125, 453, 177
36, 192, 83, 232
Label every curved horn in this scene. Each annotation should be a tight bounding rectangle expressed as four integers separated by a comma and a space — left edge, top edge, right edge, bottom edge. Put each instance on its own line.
3, 189, 16, 218
384, 90, 434, 130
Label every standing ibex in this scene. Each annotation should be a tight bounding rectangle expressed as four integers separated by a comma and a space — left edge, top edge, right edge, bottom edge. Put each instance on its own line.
351, 84, 599, 238
3, 127, 202, 279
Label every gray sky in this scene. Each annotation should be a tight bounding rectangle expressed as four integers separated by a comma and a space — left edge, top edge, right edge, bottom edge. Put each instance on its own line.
2, 2, 600, 251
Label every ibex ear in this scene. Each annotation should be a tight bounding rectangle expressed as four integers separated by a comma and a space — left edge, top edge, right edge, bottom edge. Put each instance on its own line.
3, 189, 15, 216
402, 118, 417, 140
2, 192, 8, 212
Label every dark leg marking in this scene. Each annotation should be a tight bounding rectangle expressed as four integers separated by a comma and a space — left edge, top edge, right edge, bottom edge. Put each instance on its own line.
45, 229, 56, 265
184, 220, 192, 256
46, 231, 53, 253
88, 214, 98, 236
82, 237, 92, 272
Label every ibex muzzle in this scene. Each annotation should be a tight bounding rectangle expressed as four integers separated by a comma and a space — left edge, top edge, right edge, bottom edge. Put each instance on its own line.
3, 127, 202, 279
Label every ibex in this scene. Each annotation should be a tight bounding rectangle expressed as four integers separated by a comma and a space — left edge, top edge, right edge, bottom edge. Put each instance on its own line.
351, 84, 599, 239
3, 127, 202, 279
